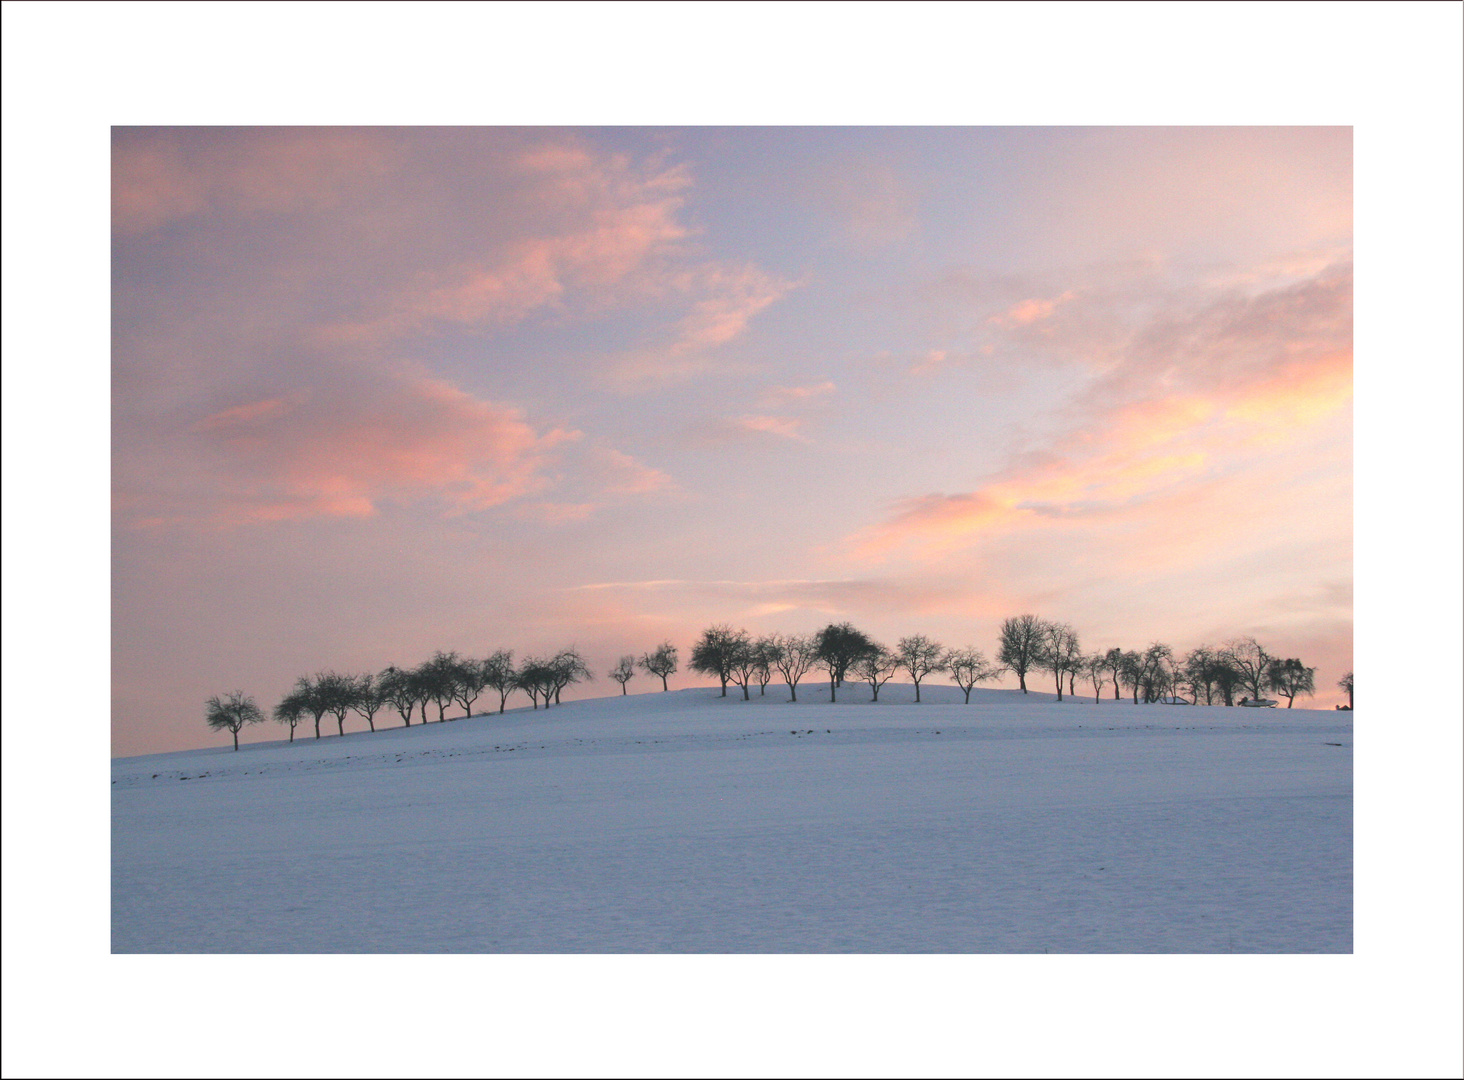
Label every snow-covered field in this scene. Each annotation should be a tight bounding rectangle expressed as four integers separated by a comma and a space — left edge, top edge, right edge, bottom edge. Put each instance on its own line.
112, 685, 1351, 953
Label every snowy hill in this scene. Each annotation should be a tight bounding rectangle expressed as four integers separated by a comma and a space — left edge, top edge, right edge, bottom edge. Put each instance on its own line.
112, 686, 1351, 952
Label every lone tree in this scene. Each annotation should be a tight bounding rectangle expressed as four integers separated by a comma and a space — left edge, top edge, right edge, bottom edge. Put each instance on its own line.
1338, 670, 1353, 709
691, 625, 750, 697
814, 622, 876, 703
1267, 658, 1316, 708
998, 615, 1047, 693
896, 635, 947, 703
609, 655, 637, 695
851, 644, 899, 702
945, 648, 1002, 703
770, 632, 818, 702
272, 689, 307, 743
638, 642, 679, 691
206, 691, 265, 751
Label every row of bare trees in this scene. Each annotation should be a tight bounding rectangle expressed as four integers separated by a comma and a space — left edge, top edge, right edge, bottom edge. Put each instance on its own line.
684, 623, 1003, 704
205, 619, 1347, 748
264, 649, 594, 744
996, 614, 1325, 707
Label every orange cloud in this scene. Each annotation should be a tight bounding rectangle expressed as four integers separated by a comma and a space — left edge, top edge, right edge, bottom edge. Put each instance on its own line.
988, 291, 1075, 328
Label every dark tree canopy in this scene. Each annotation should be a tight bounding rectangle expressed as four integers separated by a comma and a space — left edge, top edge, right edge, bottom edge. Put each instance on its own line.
690, 625, 750, 697
1267, 658, 1316, 708
814, 622, 876, 703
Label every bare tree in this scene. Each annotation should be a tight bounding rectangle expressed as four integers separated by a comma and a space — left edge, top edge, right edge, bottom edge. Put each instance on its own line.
637, 641, 679, 692
312, 670, 361, 736
1225, 637, 1275, 702
945, 648, 1002, 703
377, 665, 419, 727
352, 672, 385, 732
548, 649, 591, 706
896, 635, 947, 703
1085, 654, 1109, 703
273, 689, 307, 743
691, 625, 749, 698
1267, 658, 1316, 708
1103, 647, 1126, 700
814, 622, 876, 704
293, 675, 331, 739
451, 656, 490, 718
483, 650, 516, 713
609, 655, 636, 695
771, 632, 817, 702
516, 656, 553, 710
998, 615, 1047, 693
753, 636, 778, 696
1338, 670, 1353, 710
852, 645, 900, 701
206, 690, 265, 751
417, 652, 462, 722
1037, 622, 1081, 701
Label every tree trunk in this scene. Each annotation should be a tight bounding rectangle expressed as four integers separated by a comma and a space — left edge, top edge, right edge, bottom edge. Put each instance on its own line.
288, 726, 294, 743
829, 675, 837, 703
314, 717, 321, 739
621, 682, 627, 695
1113, 681, 1121, 700
789, 682, 798, 702
1054, 671, 1063, 701
963, 686, 972, 703
233, 730, 239, 751
1018, 671, 1027, 693
337, 716, 345, 736
741, 684, 749, 700
914, 680, 921, 703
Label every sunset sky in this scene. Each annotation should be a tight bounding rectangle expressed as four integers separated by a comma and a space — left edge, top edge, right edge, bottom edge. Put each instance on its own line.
110, 125, 1355, 753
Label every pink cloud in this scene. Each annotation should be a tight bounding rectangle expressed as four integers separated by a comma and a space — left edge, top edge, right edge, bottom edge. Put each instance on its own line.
758, 382, 836, 408
988, 291, 1076, 328
112, 128, 392, 235
182, 368, 577, 525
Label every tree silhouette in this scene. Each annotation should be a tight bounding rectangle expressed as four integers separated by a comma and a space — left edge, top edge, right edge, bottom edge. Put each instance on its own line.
770, 633, 817, 702
814, 622, 875, 703
1267, 658, 1316, 708
1037, 622, 1081, 701
638, 642, 679, 691
691, 625, 749, 697
206, 691, 264, 751
945, 648, 1001, 703
998, 615, 1047, 693
1338, 670, 1353, 709
377, 665, 420, 727
851, 644, 899, 702
896, 635, 946, 703
609, 655, 636, 695
272, 689, 307, 742
1225, 637, 1275, 702
483, 650, 516, 713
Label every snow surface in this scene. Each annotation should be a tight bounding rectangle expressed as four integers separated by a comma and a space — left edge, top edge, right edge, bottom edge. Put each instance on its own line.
112, 684, 1351, 953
